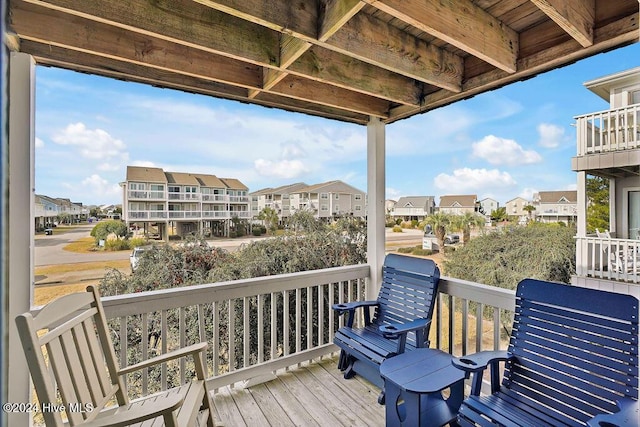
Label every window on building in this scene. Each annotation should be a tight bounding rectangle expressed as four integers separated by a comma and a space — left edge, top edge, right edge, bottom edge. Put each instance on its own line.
321, 193, 328, 199
150, 184, 164, 191
129, 182, 144, 190
168, 186, 180, 193
355, 194, 362, 200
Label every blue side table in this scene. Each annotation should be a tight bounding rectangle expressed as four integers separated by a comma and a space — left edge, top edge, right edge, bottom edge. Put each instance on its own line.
380, 348, 466, 427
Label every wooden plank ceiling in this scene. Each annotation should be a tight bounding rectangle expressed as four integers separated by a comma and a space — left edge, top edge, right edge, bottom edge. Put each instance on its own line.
6, 0, 640, 124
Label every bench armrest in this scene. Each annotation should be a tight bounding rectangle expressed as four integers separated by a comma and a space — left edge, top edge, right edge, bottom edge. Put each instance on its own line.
587, 398, 639, 427
452, 350, 512, 395
332, 300, 378, 327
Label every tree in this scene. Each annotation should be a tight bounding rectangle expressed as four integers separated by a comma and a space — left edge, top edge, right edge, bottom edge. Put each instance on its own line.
490, 207, 508, 223
586, 175, 609, 233
57, 212, 72, 225
451, 212, 485, 245
90, 220, 129, 245
523, 205, 535, 221
257, 207, 279, 235
420, 212, 452, 251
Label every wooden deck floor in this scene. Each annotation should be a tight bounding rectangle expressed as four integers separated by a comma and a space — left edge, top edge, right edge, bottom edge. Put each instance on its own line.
210, 356, 385, 426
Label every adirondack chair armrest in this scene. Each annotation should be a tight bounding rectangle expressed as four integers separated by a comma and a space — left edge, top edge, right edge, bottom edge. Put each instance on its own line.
80, 393, 183, 427
332, 300, 378, 327
379, 318, 431, 339
587, 397, 639, 427
452, 350, 512, 395
118, 342, 208, 376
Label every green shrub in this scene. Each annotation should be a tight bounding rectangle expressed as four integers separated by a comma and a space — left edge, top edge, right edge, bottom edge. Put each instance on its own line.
392, 225, 403, 233
411, 220, 419, 228
104, 239, 130, 251
252, 227, 263, 236
412, 248, 433, 256
397, 247, 414, 253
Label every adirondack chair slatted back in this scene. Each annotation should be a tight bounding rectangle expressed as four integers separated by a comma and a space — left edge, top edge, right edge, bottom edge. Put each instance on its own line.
503, 279, 639, 426
16, 286, 126, 427
374, 254, 440, 347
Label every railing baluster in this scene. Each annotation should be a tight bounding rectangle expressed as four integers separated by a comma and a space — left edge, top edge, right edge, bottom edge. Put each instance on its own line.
161, 310, 167, 390
179, 307, 186, 384
493, 308, 500, 351
296, 288, 301, 354
228, 299, 235, 374
448, 295, 454, 354
212, 301, 219, 380
461, 299, 468, 356
270, 292, 277, 361
142, 312, 148, 395
307, 286, 312, 351
257, 294, 264, 364
475, 303, 482, 352
328, 282, 335, 342
283, 290, 290, 357
243, 297, 249, 368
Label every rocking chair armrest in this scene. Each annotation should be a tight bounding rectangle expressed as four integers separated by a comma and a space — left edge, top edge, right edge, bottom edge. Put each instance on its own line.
587, 398, 639, 427
80, 394, 183, 427
119, 342, 208, 376
379, 318, 431, 339
452, 350, 511, 373
331, 300, 378, 315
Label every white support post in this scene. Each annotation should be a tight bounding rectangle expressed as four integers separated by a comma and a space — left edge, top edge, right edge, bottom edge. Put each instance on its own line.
576, 171, 587, 277
7, 52, 35, 425
366, 117, 385, 301
609, 178, 616, 235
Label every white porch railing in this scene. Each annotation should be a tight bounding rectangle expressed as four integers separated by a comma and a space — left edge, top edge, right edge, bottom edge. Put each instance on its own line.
576, 236, 640, 283
94, 266, 516, 399
575, 104, 640, 156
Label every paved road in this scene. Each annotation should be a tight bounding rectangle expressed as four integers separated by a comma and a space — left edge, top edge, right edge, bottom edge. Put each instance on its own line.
35, 224, 425, 267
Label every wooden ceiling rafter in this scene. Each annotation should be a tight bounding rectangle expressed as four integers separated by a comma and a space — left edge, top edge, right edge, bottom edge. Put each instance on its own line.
6, 0, 639, 124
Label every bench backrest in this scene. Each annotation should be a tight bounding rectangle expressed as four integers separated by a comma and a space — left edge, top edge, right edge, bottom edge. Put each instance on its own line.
373, 254, 440, 345
504, 279, 639, 426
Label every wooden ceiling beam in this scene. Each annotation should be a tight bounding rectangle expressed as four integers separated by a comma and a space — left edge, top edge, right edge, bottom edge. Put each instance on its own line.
365, 0, 519, 73
530, 0, 595, 47
266, 75, 392, 118
10, 2, 263, 88
193, 0, 463, 92
318, 0, 365, 42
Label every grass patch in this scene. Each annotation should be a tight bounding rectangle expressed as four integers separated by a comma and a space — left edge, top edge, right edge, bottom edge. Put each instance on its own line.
63, 237, 97, 253
35, 260, 130, 275
34, 283, 88, 306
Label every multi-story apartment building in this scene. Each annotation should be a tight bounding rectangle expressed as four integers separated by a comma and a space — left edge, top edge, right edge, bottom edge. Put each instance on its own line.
287, 180, 366, 221
391, 196, 435, 222
572, 67, 640, 293
532, 191, 577, 224
504, 196, 529, 222
250, 182, 308, 223
122, 166, 250, 239
438, 195, 478, 215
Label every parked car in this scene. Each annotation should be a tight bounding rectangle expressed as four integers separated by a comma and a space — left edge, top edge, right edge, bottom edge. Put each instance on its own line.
444, 234, 460, 244
130, 245, 153, 272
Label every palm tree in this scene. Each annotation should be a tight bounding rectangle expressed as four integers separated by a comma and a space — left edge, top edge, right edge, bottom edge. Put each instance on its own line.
451, 212, 485, 245
421, 212, 451, 251
257, 207, 279, 235
523, 205, 536, 222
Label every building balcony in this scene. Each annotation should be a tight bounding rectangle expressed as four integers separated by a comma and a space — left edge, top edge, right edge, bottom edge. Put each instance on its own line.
202, 194, 228, 202
575, 103, 640, 157
127, 190, 166, 200
127, 210, 168, 220
229, 195, 250, 203
168, 192, 201, 201
575, 236, 640, 286
168, 211, 202, 219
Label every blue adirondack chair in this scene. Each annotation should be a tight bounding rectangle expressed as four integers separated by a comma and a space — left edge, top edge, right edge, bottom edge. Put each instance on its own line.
333, 253, 440, 403
453, 279, 639, 427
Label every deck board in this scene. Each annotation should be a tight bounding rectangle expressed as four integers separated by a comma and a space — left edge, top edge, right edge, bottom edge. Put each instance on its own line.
211, 355, 385, 426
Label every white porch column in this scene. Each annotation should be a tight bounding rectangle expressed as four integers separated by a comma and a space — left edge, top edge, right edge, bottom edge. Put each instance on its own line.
366, 117, 385, 300
7, 52, 35, 426
609, 178, 616, 235
575, 171, 587, 277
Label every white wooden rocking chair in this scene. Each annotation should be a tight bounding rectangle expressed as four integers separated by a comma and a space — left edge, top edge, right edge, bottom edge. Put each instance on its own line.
15, 285, 216, 427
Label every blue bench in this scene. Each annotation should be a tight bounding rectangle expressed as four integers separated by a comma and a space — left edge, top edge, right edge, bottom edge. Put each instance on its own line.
333, 253, 440, 403
453, 279, 639, 427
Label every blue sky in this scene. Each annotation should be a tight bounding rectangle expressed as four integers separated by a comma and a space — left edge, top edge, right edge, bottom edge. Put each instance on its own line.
35, 43, 640, 207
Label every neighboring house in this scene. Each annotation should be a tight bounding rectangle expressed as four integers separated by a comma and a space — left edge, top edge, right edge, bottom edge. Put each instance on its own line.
385, 199, 397, 216
478, 197, 499, 217
572, 67, 640, 293
121, 166, 250, 239
504, 196, 530, 223
289, 180, 366, 221
438, 195, 477, 215
532, 191, 577, 224
391, 196, 435, 221
34, 194, 60, 229
250, 183, 308, 223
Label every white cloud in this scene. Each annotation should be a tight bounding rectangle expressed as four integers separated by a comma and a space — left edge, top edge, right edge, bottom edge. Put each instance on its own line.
472, 135, 542, 166
52, 122, 129, 164
35, 137, 45, 148
254, 159, 308, 179
537, 123, 565, 148
385, 187, 403, 200
434, 168, 516, 193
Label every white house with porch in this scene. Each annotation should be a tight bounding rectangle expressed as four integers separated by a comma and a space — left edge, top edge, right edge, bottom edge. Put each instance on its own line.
573, 67, 640, 293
